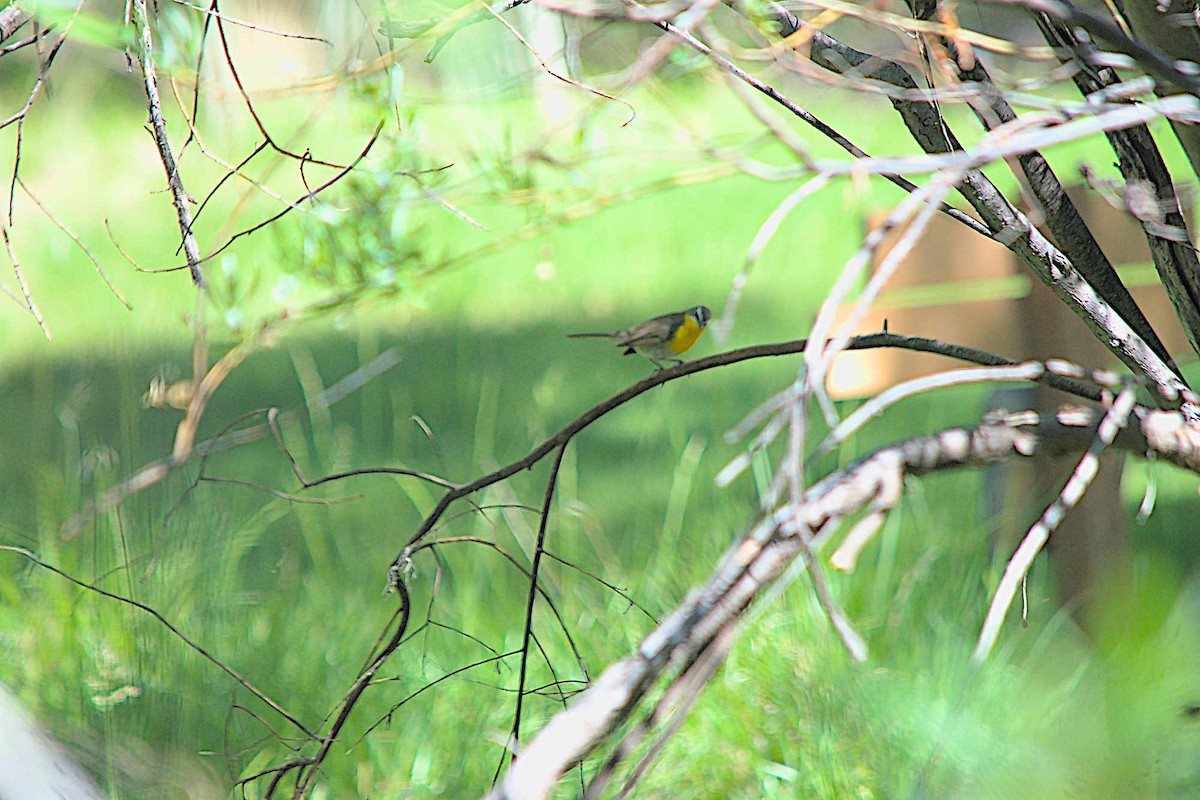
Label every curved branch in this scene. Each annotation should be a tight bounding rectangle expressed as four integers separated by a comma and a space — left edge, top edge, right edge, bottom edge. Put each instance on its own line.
388, 331, 1125, 580
289, 582, 410, 799
973, 385, 1139, 662
510, 445, 569, 758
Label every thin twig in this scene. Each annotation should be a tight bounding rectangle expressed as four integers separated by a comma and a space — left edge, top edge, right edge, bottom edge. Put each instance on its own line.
131, 0, 205, 286
188, 121, 384, 271
62, 347, 403, 536
807, 173, 959, 427
403, 535, 590, 689
182, 0, 215, 150
1, 226, 48, 338
784, 339, 868, 661
795, 0, 1058, 58
351, 650, 523, 746
486, 4, 636, 126
197, 475, 358, 504
0, 30, 47, 56
3, 32, 66, 225
399, 167, 489, 231
167, 79, 296, 248
170, 0, 330, 43
211, 0, 347, 171
718, 174, 831, 343
291, 588, 410, 799
814, 362, 1051, 460
18, 179, 131, 309
640, 1, 990, 236
510, 444, 569, 758
541, 552, 658, 623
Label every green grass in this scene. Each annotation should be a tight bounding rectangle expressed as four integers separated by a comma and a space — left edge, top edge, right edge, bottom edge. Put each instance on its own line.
6, 323, 1200, 798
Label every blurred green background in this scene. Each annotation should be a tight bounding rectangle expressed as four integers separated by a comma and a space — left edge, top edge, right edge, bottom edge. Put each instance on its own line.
3, 1, 1200, 798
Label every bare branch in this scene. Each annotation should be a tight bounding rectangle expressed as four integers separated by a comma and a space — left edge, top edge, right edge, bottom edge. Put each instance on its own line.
994, 0, 1200, 97
1, 226, 48, 339
2, 31, 66, 224
815, 362, 1051, 459
0, 4, 29, 45
0, 28, 47, 56
509, 445, 569, 759
786, 0, 1058, 58
642, 4, 993, 238
764, 9, 1192, 402
973, 385, 1139, 661
486, 4, 636, 125
943, 41, 1177, 371
587, 626, 734, 798
211, 0, 350, 171
131, 0, 205, 286
289, 585, 410, 799
18, 178, 131, 309
189, 121, 384, 270
482, 404, 1200, 798
389, 331, 1158, 586
170, 0, 330, 43
1034, 13, 1200, 360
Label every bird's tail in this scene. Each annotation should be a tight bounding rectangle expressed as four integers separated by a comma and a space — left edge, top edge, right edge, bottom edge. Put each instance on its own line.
566, 332, 615, 339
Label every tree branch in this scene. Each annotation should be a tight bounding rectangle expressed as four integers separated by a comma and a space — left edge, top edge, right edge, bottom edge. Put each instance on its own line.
481, 404, 1200, 798
639, 4, 992, 238
1033, 12, 1200, 361
131, 0, 205, 286
0, 4, 29, 45
947, 48, 1176, 371
759, 6, 1190, 402
999, 0, 1200, 97
388, 331, 1129, 583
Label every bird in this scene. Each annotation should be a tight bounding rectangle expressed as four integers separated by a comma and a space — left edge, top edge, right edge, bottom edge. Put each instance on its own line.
567, 305, 712, 368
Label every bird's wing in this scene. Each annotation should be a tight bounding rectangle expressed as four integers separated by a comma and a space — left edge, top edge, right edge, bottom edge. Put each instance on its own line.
618, 323, 664, 346
622, 316, 680, 346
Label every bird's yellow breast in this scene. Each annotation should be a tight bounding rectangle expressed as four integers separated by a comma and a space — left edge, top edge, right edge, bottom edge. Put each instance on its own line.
667, 314, 705, 355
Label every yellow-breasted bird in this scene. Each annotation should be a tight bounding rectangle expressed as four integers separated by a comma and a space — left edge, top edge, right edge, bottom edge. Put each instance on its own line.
567, 305, 712, 368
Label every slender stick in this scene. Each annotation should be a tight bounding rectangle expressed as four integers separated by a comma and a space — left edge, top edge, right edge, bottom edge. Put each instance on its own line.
131, 0, 205, 286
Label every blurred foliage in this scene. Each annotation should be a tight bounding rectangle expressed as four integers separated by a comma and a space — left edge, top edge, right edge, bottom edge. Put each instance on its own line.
0, 0, 1199, 798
